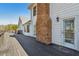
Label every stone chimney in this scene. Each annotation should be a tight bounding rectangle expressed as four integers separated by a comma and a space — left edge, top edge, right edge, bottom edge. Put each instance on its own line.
36, 3, 52, 45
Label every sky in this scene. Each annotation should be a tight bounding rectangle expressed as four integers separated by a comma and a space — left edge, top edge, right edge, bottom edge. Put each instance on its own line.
0, 3, 30, 25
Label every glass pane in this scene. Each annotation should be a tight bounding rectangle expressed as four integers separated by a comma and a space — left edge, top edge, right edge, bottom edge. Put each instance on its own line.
64, 19, 74, 44
33, 6, 36, 16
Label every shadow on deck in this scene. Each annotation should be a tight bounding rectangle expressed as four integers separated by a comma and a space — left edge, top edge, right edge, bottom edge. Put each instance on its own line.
14, 34, 79, 56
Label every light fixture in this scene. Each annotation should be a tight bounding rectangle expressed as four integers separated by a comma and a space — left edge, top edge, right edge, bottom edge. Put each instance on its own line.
56, 16, 59, 22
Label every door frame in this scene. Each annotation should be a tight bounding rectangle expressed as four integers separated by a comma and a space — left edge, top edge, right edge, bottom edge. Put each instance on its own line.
62, 17, 76, 49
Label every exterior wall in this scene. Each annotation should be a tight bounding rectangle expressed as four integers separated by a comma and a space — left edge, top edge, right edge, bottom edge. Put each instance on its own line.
23, 21, 34, 37
50, 3, 79, 50
18, 24, 23, 30
18, 17, 25, 33
24, 24, 35, 37
24, 24, 27, 32
18, 23, 24, 33
23, 23, 30, 33
29, 22, 34, 36
30, 4, 37, 37
36, 3, 52, 44
21, 25, 24, 33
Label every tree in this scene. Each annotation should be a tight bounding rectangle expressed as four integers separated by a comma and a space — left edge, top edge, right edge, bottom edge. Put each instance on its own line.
5, 24, 18, 32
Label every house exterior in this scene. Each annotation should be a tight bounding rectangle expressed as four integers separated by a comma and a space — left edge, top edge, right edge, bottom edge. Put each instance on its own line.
23, 20, 31, 33
50, 3, 79, 51
23, 20, 33, 36
29, 4, 52, 44
28, 4, 37, 37
18, 16, 30, 34
28, 3, 79, 51
18, 16, 33, 36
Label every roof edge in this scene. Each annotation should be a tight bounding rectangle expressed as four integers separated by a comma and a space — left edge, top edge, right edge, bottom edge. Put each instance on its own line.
28, 3, 36, 9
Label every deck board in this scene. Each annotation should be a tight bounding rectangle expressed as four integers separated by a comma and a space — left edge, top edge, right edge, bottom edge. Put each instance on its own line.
0, 33, 28, 56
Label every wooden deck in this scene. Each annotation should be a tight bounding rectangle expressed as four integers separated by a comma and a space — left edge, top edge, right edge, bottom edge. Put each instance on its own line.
0, 32, 28, 56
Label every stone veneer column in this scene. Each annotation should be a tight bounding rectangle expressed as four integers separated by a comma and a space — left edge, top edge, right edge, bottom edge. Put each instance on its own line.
36, 3, 52, 45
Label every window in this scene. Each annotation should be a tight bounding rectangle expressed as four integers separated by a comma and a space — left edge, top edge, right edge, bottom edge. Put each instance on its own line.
33, 6, 36, 16
64, 18, 74, 44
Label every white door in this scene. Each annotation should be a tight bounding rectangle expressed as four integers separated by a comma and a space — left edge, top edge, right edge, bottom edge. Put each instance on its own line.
63, 18, 75, 49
